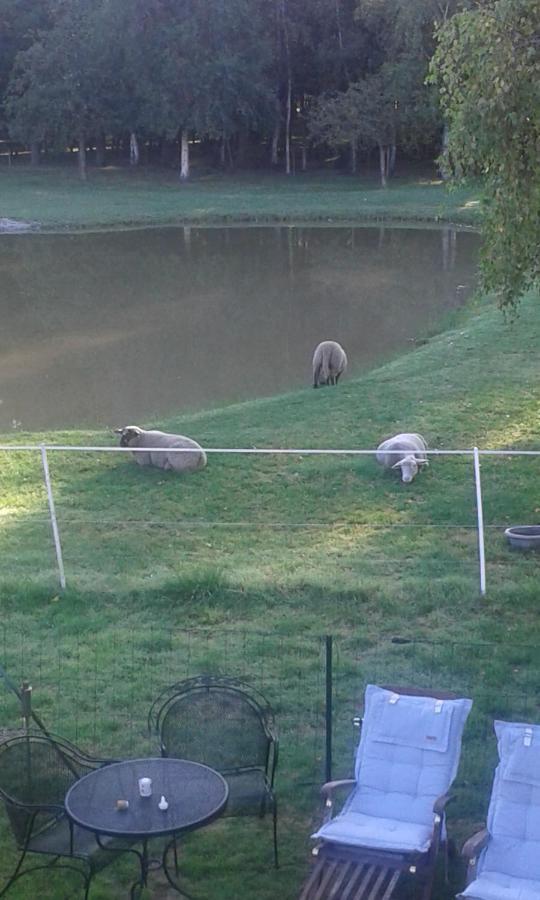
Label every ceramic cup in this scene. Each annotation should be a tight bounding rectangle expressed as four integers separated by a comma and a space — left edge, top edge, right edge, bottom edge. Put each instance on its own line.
138, 777, 152, 797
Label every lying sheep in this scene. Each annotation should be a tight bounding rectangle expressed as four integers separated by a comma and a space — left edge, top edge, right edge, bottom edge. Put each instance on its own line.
312, 341, 348, 388
114, 426, 207, 473
376, 433, 429, 483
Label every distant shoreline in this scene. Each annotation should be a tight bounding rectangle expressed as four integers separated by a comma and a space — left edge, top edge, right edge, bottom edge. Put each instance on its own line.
0, 167, 482, 234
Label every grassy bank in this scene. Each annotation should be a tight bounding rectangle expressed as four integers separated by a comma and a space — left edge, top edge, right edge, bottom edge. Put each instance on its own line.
0, 285, 539, 897
0, 166, 481, 231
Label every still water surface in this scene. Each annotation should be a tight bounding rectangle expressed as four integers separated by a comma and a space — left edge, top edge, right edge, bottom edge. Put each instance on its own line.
0, 225, 480, 431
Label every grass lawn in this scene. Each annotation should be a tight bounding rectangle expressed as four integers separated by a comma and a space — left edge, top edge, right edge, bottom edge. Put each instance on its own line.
0, 275, 539, 898
0, 165, 481, 231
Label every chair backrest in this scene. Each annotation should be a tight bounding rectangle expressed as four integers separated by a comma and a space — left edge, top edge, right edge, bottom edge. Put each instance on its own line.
0, 733, 97, 846
477, 720, 540, 883
151, 676, 276, 775
346, 684, 472, 827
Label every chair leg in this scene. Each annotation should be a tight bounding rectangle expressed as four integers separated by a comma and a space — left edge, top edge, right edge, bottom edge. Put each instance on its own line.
272, 798, 279, 869
0, 849, 27, 898
173, 835, 179, 875
443, 839, 449, 885
0, 859, 89, 899
420, 862, 437, 900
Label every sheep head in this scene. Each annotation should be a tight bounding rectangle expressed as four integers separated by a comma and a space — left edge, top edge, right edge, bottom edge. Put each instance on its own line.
114, 425, 143, 447
392, 454, 429, 483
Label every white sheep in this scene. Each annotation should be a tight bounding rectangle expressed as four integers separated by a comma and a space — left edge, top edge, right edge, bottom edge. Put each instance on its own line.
376, 433, 429, 483
312, 341, 348, 388
114, 426, 207, 473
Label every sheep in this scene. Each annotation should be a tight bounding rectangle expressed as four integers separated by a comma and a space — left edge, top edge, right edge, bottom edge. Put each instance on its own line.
376, 433, 429, 484
114, 426, 207, 473
312, 340, 348, 388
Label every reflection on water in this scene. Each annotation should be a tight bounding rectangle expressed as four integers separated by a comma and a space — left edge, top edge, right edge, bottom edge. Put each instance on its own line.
0, 225, 479, 431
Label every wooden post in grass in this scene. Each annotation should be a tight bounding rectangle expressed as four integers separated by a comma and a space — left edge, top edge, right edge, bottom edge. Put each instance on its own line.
473, 447, 486, 596
40, 446, 66, 590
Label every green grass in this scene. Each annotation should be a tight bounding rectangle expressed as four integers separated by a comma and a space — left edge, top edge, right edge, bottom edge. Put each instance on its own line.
0, 165, 482, 231
1, 282, 539, 897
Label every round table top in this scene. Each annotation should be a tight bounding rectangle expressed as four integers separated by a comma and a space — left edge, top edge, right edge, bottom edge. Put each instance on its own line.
65, 757, 229, 838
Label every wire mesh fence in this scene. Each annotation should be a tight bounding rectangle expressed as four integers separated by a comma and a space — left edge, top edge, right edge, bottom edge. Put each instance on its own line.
1, 625, 539, 817
0, 626, 327, 788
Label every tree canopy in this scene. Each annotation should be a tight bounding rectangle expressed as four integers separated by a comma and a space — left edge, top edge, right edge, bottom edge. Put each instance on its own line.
430, 0, 540, 309
0, 0, 452, 178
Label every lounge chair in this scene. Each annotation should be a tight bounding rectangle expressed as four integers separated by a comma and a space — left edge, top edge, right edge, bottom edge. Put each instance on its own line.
458, 719, 540, 900
300, 684, 472, 900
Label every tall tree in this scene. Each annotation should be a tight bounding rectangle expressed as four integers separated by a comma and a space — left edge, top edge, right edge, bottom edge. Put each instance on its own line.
0, 0, 53, 156
6, 0, 119, 178
430, 0, 540, 309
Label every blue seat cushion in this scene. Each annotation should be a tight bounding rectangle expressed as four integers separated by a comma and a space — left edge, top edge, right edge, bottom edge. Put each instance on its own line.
312, 811, 433, 853
461, 871, 540, 899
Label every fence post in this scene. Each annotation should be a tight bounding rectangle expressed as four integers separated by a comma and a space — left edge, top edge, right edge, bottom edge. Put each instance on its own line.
325, 635, 333, 783
473, 446, 486, 596
40, 445, 66, 590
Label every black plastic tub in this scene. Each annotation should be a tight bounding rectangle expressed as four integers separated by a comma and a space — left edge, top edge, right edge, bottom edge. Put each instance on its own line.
504, 526, 540, 551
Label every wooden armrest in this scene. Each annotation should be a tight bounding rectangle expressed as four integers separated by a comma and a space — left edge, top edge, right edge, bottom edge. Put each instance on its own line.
462, 828, 489, 860
433, 793, 453, 816
321, 779, 355, 798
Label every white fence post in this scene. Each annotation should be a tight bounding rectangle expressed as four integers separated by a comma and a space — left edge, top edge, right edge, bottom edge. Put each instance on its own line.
40, 445, 66, 590
473, 446, 487, 596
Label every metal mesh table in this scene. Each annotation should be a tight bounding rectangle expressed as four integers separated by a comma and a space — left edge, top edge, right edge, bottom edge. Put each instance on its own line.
65, 757, 228, 897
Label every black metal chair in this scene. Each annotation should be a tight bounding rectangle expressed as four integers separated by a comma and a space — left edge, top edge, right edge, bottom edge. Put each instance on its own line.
0, 732, 136, 898
148, 674, 279, 867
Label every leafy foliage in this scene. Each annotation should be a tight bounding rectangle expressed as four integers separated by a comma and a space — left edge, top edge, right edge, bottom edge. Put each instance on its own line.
430, 0, 540, 309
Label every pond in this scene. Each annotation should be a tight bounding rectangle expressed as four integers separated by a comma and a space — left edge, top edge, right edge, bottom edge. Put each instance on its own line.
0, 224, 480, 431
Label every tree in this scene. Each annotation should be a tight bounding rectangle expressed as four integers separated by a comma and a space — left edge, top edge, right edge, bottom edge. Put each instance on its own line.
0, 0, 53, 156
6, 0, 119, 178
430, 0, 540, 309
309, 59, 438, 184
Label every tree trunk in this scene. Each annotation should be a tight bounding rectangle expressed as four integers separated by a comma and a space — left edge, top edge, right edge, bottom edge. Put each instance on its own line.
236, 129, 247, 167
285, 73, 292, 175
271, 113, 280, 165
78, 132, 87, 181
159, 137, 169, 166
129, 131, 139, 166
350, 139, 357, 174
378, 144, 387, 188
389, 143, 396, 176
180, 129, 189, 180
301, 146, 307, 172
30, 141, 40, 166
439, 122, 450, 179
95, 132, 106, 167
220, 135, 226, 167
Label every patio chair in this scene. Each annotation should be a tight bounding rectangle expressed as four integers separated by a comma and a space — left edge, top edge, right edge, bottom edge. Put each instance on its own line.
148, 674, 279, 866
300, 684, 473, 900
458, 719, 540, 900
0, 732, 136, 898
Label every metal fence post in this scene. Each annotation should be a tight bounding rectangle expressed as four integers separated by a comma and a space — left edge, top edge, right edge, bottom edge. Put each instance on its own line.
325, 635, 333, 783
40, 445, 66, 590
473, 446, 487, 596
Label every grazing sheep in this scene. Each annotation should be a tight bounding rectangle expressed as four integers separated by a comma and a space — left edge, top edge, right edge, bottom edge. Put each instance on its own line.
376, 433, 429, 484
312, 341, 348, 388
114, 426, 207, 473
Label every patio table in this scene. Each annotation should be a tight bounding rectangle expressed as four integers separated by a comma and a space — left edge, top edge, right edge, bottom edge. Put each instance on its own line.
65, 756, 228, 898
